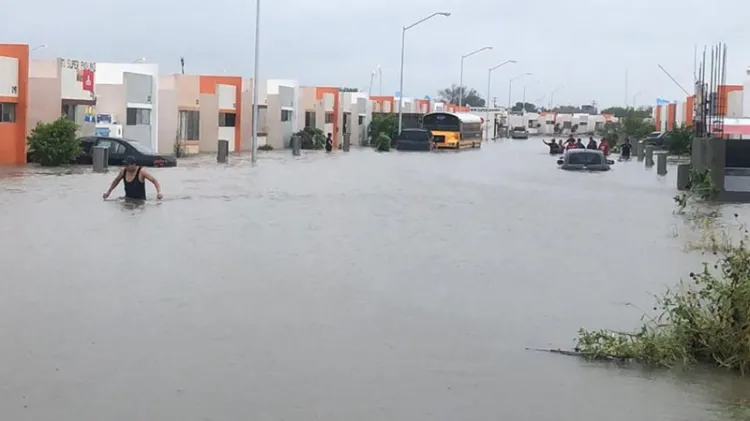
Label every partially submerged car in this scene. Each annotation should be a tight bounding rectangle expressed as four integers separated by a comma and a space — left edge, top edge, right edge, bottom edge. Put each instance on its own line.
556, 149, 614, 171
510, 126, 529, 139
395, 129, 435, 151
28, 136, 177, 167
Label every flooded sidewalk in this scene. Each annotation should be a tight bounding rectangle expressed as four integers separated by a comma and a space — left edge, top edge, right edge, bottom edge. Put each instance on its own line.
1, 141, 748, 420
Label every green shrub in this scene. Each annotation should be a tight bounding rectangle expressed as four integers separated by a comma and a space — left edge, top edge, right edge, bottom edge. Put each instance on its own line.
258, 144, 274, 151
665, 124, 693, 156
293, 127, 326, 150
576, 215, 750, 374
376, 133, 391, 152
27, 117, 80, 166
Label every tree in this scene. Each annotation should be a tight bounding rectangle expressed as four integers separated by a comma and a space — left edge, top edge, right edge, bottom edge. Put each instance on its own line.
368, 113, 398, 145
600, 106, 652, 119
596, 108, 655, 146
511, 102, 538, 113
27, 117, 81, 166
438, 85, 486, 107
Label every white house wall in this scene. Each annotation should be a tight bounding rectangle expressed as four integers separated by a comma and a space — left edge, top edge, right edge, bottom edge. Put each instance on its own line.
96, 62, 160, 152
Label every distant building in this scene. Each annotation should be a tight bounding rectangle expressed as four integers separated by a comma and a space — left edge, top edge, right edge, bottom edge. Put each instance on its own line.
581, 104, 598, 114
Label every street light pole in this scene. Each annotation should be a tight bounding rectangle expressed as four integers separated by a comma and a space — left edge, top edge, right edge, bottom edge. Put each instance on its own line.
251, 0, 261, 164
377, 65, 382, 96
459, 46, 492, 107
507, 73, 531, 132
485, 60, 516, 142
397, 12, 451, 134
368, 70, 376, 95
548, 87, 563, 110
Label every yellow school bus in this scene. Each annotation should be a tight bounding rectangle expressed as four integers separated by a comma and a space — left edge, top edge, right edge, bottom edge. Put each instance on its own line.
422, 112, 483, 150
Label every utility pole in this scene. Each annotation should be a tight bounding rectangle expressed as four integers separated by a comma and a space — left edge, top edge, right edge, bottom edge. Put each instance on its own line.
624, 66, 629, 108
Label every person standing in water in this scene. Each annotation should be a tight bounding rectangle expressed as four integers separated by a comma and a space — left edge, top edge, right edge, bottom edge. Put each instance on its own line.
620, 138, 633, 160
102, 156, 163, 200
542, 138, 560, 154
325, 133, 333, 152
598, 138, 610, 156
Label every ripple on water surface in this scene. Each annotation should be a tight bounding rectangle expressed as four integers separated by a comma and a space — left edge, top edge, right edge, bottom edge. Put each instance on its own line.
1, 141, 750, 420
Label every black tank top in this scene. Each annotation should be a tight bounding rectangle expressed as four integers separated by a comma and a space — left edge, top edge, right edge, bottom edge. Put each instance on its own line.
123, 167, 147, 200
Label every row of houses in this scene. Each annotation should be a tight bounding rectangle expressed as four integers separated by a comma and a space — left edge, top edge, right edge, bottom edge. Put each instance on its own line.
652, 68, 750, 137
0, 43, 474, 164
469, 107, 618, 136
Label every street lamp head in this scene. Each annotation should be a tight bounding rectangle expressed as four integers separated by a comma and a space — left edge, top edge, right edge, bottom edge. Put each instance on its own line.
438, 12, 451, 16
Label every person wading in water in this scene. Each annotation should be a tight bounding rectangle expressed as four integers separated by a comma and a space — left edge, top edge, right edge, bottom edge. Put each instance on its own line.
102, 156, 163, 200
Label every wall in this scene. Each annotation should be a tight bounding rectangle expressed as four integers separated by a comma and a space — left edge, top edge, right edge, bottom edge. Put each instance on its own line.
95, 84, 126, 124
666, 103, 676, 131
199, 75, 242, 152
0, 44, 28, 164
298, 86, 317, 129
240, 78, 254, 150
317, 87, 339, 145
96, 63, 159, 151
58, 57, 95, 101
727, 90, 743, 117
157, 75, 178, 154
27, 59, 60, 135
198, 92, 218, 152
371, 96, 394, 113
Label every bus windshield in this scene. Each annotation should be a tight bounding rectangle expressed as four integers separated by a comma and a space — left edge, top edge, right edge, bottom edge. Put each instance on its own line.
423, 113, 460, 131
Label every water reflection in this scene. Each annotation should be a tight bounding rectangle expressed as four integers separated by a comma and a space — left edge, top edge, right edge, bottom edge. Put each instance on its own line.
1, 141, 750, 420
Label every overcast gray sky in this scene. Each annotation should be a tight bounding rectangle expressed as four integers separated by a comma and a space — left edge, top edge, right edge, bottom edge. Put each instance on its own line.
3, 0, 749, 108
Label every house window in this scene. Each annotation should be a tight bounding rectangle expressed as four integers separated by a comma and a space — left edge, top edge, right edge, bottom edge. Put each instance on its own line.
324, 112, 334, 124
304, 111, 316, 129
126, 108, 151, 125
358, 115, 365, 125
62, 104, 76, 121
281, 109, 292, 122
179, 110, 200, 140
0, 103, 16, 123
219, 112, 236, 127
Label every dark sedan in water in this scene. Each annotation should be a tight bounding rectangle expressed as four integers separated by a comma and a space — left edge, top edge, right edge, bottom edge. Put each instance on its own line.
395, 129, 435, 151
29, 136, 177, 167
556, 149, 614, 171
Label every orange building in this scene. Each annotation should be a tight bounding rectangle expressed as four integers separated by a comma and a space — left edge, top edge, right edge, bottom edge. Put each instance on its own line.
370, 96, 395, 113
654, 84, 744, 132
0, 44, 29, 165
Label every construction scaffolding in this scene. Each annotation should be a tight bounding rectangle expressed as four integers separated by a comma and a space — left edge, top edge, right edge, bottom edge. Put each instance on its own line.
694, 43, 727, 138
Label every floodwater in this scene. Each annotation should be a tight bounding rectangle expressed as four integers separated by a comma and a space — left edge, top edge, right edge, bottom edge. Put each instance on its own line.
1, 139, 750, 420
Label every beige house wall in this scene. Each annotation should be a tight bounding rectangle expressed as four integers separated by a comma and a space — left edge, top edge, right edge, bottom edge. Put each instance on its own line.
157, 75, 178, 154
95, 84, 126, 124
27, 77, 60, 134
198, 93, 218, 152
240, 78, 253, 151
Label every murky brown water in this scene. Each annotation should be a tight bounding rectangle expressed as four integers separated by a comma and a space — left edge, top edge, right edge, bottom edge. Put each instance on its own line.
2, 139, 750, 420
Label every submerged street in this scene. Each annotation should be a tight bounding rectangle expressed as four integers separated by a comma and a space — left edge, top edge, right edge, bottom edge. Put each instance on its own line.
1, 139, 748, 420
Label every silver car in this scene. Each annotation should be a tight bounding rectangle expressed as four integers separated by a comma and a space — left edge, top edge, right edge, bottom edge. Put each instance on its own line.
556, 149, 614, 171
